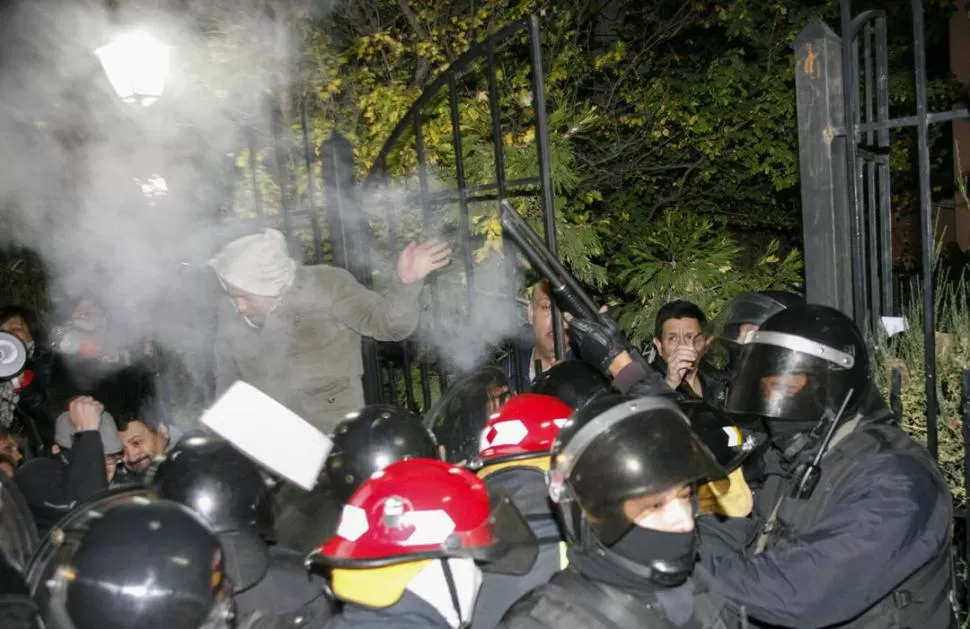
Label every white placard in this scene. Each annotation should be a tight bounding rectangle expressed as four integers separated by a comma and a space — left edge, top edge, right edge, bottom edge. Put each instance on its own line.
200, 381, 332, 490
880, 316, 909, 338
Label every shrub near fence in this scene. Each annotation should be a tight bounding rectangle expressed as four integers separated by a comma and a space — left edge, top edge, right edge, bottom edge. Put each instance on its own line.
873, 270, 970, 506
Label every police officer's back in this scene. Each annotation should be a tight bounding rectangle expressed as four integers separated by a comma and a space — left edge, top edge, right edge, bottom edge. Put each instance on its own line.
471, 393, 573, 629
499, 394, 741, 629
701, 304, 957, 628
150, 436, 333, 628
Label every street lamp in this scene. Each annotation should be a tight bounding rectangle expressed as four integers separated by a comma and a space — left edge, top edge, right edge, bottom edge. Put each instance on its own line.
95, 31, 172, 106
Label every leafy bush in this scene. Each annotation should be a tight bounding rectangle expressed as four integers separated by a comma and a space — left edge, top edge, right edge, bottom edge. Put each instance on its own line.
872, 270, 970, 505
610, 210, 803, 347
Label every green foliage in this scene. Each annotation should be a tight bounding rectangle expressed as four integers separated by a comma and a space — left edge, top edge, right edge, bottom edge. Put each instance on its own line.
872, 269, 970, 505
610, 211, 803, 347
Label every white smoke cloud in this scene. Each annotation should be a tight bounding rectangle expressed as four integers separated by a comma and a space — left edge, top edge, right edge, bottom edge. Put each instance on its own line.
0, 0, 305, 343
0, 0, 530, 421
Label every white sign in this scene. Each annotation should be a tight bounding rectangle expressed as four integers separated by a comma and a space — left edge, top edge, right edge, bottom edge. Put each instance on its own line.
200, 381, 332, 490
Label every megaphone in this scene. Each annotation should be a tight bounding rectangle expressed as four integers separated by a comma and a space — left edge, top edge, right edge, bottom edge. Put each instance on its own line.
0, 332, 27, 381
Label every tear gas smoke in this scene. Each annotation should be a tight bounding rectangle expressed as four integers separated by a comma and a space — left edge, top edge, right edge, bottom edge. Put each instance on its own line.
0, 0, 309, 352
0, 0, 530, 413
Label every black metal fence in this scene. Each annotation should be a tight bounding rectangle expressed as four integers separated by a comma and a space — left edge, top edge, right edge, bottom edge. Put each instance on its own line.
219, 16, 559, 413
794, 0, 968, 459
794, 0, 970, 608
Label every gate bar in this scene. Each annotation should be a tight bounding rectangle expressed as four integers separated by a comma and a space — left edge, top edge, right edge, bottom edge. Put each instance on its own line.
834, 109, 970, 135
911, 0, 939, 459
840, 0, 868, 331
529, 16, 567, 362
447, 73, 477, 314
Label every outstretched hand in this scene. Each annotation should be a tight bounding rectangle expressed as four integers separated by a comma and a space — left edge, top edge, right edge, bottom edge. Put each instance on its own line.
397, 239, 452, 284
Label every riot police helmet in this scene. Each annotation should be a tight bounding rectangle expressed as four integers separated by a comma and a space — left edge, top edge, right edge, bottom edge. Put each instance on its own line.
148, 436, 274, 592
710, 290, 803, 345
41, 499, 236, 629
326, 404, 438, 504
528, 359, 611, 410
725, 304, 869, 422
550, 394, 724, 543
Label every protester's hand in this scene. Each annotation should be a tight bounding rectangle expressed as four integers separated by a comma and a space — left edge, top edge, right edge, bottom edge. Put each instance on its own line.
397, 239, 452, 284
565, 311, 629, 375
69, 396, 104, 432
665, 346, 698, 390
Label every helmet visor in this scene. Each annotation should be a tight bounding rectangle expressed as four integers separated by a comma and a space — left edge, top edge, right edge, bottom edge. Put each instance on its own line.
705, 292, 789, 371
726, 343, 838, 421
467, 492, 538, 576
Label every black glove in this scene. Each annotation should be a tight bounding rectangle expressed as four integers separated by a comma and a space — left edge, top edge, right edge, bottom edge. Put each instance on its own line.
567, 313, 629, 375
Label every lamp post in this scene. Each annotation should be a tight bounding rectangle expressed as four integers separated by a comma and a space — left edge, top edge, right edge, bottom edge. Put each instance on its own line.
95, 31, 172, 106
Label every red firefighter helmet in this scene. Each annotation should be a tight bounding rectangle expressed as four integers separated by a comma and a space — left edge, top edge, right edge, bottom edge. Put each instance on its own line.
309, 458, 536, 574
478, 393, 572, 465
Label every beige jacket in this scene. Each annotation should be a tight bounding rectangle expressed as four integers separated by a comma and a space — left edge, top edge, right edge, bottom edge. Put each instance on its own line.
214, 265, 422, 434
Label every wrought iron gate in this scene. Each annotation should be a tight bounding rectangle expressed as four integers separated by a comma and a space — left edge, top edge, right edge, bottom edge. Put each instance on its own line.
221, 16, 559, 414
794, 0, 970, 609
793, 0, 969, 459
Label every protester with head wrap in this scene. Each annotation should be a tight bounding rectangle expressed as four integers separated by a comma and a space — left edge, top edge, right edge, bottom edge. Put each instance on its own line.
209, 228, 451, 435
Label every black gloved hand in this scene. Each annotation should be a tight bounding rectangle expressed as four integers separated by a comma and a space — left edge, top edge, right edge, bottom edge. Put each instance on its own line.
566, 313, 629, 375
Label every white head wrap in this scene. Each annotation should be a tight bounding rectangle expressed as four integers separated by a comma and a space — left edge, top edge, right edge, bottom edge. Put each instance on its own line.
208, 228, 297, 297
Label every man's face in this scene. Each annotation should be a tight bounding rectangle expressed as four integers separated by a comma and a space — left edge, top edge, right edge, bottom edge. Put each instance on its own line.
735, 323, 759, 343
119, 421, 169, 474
0, 435, 22, 466
655, 317, 706, 363
225, 282, 278, 327
0, 315, 32, 347
623, 483, 694, 533
71, 300, 105, 333
759, 373, 808, 401
529, 286, 568, 357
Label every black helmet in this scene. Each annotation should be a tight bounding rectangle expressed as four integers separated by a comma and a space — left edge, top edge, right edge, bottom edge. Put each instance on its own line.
424, 367, 511, 465
726, 304, 869, 422
148, 436, 274, 593
679, 399, 757, 473
326, 404, 438, 504
40, 499, 236, 629
26, 487, 152, 599
707, 291, 804, 374
549, 394, 723, 545
528, 359, 611, 410
710, 291, 804, 344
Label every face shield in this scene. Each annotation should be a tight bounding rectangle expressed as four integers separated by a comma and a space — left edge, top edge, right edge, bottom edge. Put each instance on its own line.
705, 292, 792, 371
725, 330, 856, 422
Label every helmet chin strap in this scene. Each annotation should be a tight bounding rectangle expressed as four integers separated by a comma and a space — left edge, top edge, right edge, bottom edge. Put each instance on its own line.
439, 558, 469, 629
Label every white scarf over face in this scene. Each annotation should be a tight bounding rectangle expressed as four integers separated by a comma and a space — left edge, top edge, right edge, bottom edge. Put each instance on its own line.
208, 228, 297, 298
